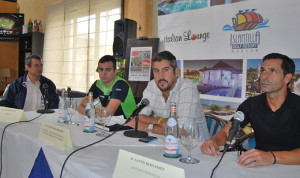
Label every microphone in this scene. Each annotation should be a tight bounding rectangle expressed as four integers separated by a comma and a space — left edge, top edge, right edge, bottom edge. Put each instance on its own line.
223, 111, 244, 152
124, 98, 150, 138
124, 98, 149, 124
43, 84, 49, 110
37, 83, 54, 114
67, 87, 72, 99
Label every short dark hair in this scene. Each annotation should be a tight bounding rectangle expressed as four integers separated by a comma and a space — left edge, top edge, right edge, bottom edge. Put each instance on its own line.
152, 51, 177, 72
98, 55, 117, 70
25, 55, 42, 67
263, 53, 295, 76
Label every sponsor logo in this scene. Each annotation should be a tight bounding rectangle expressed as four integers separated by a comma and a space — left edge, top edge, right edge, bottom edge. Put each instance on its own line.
116, 88, 122, 91
223, 9, 269, 52
163, 30, 209, 43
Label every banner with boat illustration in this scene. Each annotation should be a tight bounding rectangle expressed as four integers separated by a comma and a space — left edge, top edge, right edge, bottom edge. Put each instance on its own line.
158, 0, 300, 106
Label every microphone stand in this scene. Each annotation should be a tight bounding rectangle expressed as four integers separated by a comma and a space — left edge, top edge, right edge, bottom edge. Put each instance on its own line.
220, 132, 247, 153
37, 95, 55, 113
37, 87, 54, 114
124, 111, 148, 138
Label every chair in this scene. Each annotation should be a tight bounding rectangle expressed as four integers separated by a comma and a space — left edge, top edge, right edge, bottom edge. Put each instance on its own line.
205, 113, 227, 137
56, 89, 86, 98
231, 132, 256, 150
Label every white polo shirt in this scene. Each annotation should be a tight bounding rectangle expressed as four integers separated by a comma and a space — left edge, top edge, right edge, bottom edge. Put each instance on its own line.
23, 76, 43, 111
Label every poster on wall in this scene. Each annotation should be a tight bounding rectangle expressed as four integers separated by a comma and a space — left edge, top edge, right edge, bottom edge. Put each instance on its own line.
184, 59, 243, 98
200, 98, 240, 121
128, 47, 152, 81
158, 0, 300, 109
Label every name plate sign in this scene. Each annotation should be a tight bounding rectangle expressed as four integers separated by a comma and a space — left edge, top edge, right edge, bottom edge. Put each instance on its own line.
0, 106, 26, 122
38, 121, 73, 150
113, 149, 185, 178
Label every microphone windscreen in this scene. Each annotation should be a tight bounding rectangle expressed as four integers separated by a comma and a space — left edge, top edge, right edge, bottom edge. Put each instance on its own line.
141, 98, 149, 106
234, 111, 244, 122
42, 83, 49, 89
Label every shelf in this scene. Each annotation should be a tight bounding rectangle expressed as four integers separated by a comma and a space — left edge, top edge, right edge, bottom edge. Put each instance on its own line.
18, 32, 44, 77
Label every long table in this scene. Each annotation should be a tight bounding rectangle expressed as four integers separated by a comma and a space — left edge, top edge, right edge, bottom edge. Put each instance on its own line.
0, 111, 299, 178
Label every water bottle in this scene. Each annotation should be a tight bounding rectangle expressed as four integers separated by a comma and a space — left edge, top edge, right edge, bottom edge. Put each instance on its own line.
58, 88, 68, 123
164, 102, 180, 158
83, 92, 96, 133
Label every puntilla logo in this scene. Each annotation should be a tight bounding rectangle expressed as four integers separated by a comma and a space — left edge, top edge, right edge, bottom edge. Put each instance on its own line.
223, 9, 269, 51
163, 30, 209, 43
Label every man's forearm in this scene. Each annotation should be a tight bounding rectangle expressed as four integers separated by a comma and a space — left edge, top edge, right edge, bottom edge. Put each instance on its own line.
138, 114, 160, 124
138, 114, 167, 135
211, 122, 232, 146
275, 148, 300, 165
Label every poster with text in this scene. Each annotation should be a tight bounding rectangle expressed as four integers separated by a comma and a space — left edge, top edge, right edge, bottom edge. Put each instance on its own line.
128, 47, 152, 81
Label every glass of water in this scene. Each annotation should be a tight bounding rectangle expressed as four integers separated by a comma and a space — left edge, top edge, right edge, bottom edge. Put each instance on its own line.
96, 107, 111, 137
179, 121, 201, 164
67, 100, 77, 124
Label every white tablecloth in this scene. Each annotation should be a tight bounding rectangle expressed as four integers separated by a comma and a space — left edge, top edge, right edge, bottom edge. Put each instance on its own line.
0, 111, 299, 178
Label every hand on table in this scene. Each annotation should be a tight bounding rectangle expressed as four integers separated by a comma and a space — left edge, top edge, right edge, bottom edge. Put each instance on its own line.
200, 140, 220, 157
238, 149, 275, 168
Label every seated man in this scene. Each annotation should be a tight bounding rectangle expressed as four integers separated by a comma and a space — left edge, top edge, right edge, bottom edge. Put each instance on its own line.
201, 53, 300, 167
0, 55, 59, 111
126, 51, 210, 141
78, 55, 136, 119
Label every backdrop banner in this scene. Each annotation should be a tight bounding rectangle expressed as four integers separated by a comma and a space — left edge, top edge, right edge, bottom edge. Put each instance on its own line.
158, 0, 300, 119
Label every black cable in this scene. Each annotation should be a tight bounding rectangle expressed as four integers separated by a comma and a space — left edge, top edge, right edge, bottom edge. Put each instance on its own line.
210, 150, 227, 178
59, 121, 128, 178
0, 113, 43, 176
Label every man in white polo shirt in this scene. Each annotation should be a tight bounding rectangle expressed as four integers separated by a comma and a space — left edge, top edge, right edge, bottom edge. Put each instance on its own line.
0, 55, 59, 111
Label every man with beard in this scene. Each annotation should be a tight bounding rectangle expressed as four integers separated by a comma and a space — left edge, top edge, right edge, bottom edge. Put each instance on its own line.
126, 51, 210, 141
201, 53, 300, 167
0, 55, 59, 111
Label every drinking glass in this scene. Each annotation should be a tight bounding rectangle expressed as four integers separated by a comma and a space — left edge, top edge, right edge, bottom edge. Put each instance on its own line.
96, 107, 111, 137
67, 100, 77, 124
179, 121, 200, 164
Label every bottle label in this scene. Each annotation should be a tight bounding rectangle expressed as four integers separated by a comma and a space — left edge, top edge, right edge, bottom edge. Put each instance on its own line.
164, 135, 179, 154
170, 107, 176, 112
167, 118, 177, 127
84, 116, 95, 130
58, 109, 67, 121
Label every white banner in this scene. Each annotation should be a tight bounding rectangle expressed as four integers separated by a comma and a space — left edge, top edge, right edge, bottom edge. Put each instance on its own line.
158, 0, 300, 114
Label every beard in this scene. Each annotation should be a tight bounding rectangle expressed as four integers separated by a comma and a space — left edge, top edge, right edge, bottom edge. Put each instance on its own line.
157, 79, 172, 91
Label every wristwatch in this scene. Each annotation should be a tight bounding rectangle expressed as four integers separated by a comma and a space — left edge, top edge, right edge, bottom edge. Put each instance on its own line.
148, 124, 153, 133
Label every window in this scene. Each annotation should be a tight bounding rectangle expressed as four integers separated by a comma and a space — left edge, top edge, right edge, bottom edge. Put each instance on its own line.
43, 0, 121, 92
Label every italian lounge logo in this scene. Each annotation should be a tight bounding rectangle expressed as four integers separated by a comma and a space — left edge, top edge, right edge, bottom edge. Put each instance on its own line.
163, 30, 210, 44
223, 9, 269, 51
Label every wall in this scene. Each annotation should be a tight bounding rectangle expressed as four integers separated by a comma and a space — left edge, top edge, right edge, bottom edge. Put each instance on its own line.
0, 1, 19, 92
152, 0, 158, 38
17, 0, 155, 38
18, 0, 64, 31
124, 0, 153, 38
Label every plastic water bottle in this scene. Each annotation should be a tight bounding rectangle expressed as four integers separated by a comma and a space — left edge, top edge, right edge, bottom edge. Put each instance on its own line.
164, 102, 180, 158
58, 88, 68, 123
83, 92, 96, 133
